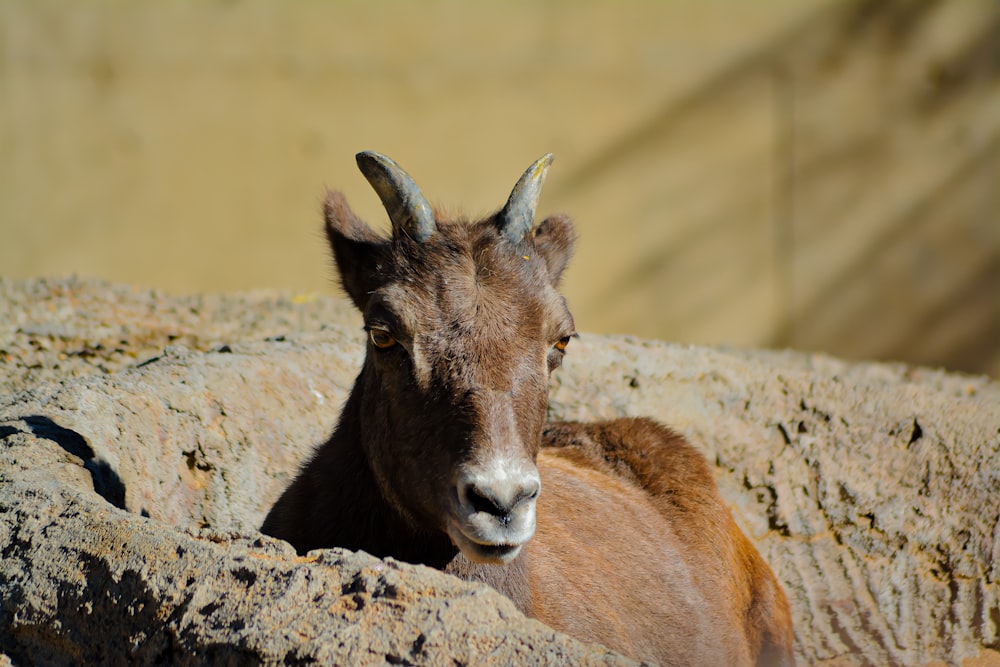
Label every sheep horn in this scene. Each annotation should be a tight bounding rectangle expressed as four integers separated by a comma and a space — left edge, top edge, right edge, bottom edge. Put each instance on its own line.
356, 151, 436, 243
498, 153, 554, 243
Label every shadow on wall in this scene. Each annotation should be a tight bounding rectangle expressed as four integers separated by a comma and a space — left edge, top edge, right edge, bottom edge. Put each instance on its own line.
0, 0, 996, 377
557, 0, 999, 377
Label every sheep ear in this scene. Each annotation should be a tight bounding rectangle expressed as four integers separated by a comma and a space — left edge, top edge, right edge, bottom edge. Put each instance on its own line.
323, 190, 386, 310
532, 214, 575, 286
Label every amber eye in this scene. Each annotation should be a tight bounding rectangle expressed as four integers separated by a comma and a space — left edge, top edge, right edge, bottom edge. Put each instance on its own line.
553, 336, 572, 352
369, 328, 397, 350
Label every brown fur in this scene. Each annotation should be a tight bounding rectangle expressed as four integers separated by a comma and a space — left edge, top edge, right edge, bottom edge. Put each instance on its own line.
262, 164, 795, 665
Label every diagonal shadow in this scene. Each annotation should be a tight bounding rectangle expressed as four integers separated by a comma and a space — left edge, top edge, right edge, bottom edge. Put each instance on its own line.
18, 415, 127, 510
553, 0, 953, 198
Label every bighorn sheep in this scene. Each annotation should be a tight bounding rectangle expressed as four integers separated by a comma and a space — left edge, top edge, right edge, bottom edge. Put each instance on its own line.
262, 152, 796, 665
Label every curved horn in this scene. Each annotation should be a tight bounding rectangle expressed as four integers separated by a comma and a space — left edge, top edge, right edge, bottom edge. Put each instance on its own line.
356, 151, 436, 242
498, 153, 554, 243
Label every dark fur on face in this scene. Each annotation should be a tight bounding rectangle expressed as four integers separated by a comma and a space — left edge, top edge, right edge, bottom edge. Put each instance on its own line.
325, 195, 575, 557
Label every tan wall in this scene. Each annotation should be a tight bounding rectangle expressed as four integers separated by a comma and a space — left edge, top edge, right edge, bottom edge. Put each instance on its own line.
2, 0, 997, 376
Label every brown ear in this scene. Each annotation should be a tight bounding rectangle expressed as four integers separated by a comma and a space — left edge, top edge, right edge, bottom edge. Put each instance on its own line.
323, 190, 387, 310
532, 214, 576, 286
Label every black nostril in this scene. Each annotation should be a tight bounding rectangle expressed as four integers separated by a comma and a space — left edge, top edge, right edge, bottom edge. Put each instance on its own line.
460, 474, 539, 526
511, 481, 541, 508
468, 484, 505, 517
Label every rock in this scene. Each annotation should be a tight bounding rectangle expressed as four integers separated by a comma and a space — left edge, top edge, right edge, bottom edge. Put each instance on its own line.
0, 276, 361, 395
0, 344, 624, 665
1, 278, 999, 665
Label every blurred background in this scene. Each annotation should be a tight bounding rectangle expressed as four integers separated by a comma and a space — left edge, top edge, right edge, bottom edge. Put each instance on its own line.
1, 0, 998, 377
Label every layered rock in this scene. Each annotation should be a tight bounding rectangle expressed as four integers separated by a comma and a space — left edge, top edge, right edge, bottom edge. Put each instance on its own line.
1, 279, 998, 665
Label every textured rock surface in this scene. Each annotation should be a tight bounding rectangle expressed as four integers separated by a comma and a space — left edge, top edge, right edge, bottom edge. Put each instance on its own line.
0, 280, 623, 666
2, 278, 999, 665
0, 431, 616, 666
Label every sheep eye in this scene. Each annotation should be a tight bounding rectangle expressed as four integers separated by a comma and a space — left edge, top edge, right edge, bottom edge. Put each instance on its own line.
553, 336, 572, 352
369, 328, 397, 350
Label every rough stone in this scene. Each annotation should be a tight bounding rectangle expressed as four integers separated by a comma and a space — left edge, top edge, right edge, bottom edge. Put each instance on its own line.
2, 278, 999, 665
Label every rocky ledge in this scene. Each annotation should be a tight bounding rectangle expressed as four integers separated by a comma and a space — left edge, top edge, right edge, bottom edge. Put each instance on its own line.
1, 278, 998, 666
